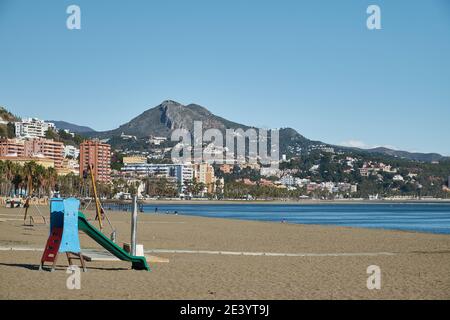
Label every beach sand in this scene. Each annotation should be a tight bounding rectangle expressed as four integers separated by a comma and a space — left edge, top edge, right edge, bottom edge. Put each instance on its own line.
0, 206, 449, 299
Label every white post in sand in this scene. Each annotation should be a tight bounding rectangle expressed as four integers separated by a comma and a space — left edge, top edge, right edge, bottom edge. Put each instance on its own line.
131, 195, 137, 256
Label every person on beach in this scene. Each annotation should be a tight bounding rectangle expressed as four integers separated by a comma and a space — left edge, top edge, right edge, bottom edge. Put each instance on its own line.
24, 198, 30, 210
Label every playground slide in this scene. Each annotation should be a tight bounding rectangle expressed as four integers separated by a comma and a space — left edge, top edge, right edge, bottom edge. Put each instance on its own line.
77, 211, 150, 271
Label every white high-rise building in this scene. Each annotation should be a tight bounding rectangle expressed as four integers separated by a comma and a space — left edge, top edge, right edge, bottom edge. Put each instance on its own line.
15, 118, 55, 138
121, 163, 193, 187
64, 145, 80, 159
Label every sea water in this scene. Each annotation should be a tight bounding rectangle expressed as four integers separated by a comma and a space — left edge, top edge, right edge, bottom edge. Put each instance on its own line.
140, 203, 450, 235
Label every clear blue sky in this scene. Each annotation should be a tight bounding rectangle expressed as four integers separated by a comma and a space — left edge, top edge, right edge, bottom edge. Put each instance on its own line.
1, 0, 449, 155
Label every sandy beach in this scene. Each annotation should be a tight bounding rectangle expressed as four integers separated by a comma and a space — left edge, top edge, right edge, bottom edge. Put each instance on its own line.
0, 205, 449, 300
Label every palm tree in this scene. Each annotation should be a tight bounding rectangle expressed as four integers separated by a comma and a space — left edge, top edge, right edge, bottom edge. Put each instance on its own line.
4, 160, 17, 196
22, 161, 39, 197
34, 165, 46, 197
10, 162, 25, 197
45, 167, 58, 196
0, 161, 7, 195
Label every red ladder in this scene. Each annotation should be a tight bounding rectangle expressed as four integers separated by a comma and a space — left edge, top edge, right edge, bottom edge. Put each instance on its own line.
39, 228, 63, 271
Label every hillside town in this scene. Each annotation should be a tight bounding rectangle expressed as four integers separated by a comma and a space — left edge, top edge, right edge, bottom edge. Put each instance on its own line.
1, 110, 450, 202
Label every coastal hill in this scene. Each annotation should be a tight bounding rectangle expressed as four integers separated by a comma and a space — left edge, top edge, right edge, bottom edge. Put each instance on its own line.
51, 100, 448, 163
88, 100, 325, 155
0, 107, 19, 122
363, 147, 445, 163
47, 120, 97, 134
95, 100, 251, 138
0, 106, 19, 138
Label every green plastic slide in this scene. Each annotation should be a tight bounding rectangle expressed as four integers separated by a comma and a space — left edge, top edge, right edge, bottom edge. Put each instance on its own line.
77, 211, 150, 271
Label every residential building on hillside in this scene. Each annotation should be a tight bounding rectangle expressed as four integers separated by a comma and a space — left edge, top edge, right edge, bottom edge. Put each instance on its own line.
148, 136, 167, 145
14, 118, 55, 138
123, 156, 147, 165
64, 145, 79, 159
62, 129, 75, 137
359, 167, 371, 177
393, 175, 404, 182
260, 167, 280, 177
280, 175, 295, 186
120, 132, 137, 140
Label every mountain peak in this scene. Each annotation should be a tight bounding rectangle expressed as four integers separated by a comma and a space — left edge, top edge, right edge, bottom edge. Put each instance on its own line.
159, 99, 183, 107
95, 100, 250, 139
86, 100, 447, 163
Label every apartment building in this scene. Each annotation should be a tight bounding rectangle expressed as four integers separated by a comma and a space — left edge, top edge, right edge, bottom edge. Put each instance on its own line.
27, 138, 64, 168
123, 156, 147, 165
121, 163, 193, 187
0, 138, 26, 157
14, 118, 55, 138
57, 158, 80, 176
64, 145, 80, 159
0, 137, 64, 168
79, 140, 111, 183
193, 162, 216, 193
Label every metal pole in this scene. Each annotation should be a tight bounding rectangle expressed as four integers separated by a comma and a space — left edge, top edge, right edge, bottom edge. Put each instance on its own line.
89, 164, 103, 230
131, 195, 137, 256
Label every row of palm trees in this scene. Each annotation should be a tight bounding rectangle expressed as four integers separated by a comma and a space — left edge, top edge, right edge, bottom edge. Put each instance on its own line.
0, 159, 180, 199
0, 160, 58, 197
0, 160, 114, 199
1, 160, 227, 199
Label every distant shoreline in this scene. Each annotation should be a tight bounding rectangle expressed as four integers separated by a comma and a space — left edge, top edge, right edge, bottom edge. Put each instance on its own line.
4, 197, 448, 207
132, 199, 450, 205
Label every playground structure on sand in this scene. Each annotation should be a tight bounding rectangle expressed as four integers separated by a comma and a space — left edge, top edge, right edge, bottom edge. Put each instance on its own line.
40, 197, 150, 271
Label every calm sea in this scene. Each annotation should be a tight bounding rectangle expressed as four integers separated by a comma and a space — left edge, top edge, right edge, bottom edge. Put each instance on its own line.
139, 203, 450, 235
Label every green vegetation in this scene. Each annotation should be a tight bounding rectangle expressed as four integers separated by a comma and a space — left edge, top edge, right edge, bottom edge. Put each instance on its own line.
0, 107, 19, 122
45, 129, 85, 147
145, 177, 178, 197
215, 165, 261, 183
111, 152, 124, 171
211, 149, 450, 200
0, 106, 19, 138
276, 150, 450, 199
223, 181, 303, 200
0, 160, 58, 197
